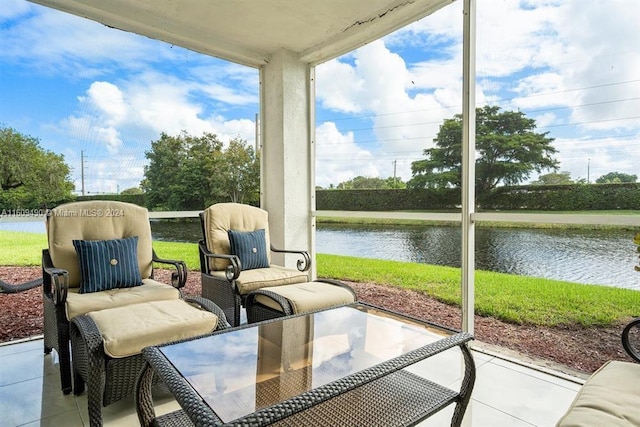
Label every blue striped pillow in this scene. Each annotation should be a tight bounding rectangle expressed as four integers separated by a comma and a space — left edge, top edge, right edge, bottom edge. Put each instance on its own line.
72, 236, 143, 294
228, 229, 269, 271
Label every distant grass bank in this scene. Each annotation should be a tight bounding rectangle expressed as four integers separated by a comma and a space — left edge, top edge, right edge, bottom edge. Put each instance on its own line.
317, 209, 640, 230
1, 230, 637, 328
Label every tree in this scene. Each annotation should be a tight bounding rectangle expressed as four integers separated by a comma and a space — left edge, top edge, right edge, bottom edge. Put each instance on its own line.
531, 171, 574, 185
408, 106, 559, 193
219, 139, 260, 204
595, 172, 637, 184
336, 176, 406, 189
120, 187, 143, 195
141, 131, 259, 210
0, 126, 74, 207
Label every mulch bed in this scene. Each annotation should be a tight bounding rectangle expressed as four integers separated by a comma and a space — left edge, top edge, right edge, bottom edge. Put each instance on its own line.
1, 266, 634, 376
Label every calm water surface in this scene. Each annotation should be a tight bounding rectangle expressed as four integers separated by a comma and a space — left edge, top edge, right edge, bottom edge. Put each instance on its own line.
1, 219, 637, 289
316, 224, 638, 289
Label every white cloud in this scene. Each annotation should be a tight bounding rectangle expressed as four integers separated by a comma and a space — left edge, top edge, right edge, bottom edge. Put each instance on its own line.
316, 57, 366, 113
532, 112, 558, 129
0, 3, 177, 78
316, 40, 462, 185
3, 0, 639, 192
315, 0, 640, 187
315, 122, 377, 188
81, 82, 127, 125
62, 71, 257, 150
553, 135, 640, 182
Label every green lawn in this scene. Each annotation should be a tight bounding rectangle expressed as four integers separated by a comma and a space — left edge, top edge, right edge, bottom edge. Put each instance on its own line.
2, 230, 637, 328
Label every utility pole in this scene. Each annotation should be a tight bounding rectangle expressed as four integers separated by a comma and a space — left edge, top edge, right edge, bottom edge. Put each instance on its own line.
81, 150, 86, 196
587, 158, 590, 184
392, 160, 397, 187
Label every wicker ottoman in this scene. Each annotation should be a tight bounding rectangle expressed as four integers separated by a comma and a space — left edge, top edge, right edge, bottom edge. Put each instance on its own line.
70, 297, 228, 427
245, 278, 357, 323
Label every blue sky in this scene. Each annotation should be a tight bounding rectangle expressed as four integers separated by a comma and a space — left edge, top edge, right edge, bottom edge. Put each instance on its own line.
1, 0, 639, 193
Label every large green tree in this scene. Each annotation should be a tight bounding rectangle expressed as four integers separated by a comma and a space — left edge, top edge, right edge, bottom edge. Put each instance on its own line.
141, 131, 259, 210
409, 106, 559, 193
0, 126, 74, 207
595, 172, 637, 184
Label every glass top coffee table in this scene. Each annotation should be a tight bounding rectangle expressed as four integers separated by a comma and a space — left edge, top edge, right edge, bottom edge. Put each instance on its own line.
136, 302, 475, 426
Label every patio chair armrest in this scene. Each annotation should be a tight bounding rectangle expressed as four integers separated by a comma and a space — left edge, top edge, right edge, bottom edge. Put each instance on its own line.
622, 317, 640, 362
184, 296, 231, 329
270, 245, 311, 272
198, 240, 241, 281
42, 249, 69, 306
152, 250, 187, 289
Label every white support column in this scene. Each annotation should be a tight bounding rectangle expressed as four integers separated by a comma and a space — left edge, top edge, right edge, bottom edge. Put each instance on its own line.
260, 50, 314, 272
461, 0, 476, 335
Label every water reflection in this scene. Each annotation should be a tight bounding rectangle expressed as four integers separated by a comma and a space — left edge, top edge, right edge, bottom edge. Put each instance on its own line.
1, 219, 637, 289
315, 224, 638, 289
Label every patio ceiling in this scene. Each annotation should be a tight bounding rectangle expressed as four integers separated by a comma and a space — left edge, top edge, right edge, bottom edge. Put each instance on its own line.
28, 0, 454, 67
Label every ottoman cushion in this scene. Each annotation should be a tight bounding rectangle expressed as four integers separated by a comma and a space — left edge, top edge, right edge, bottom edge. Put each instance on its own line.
88, 299, 218, 358
254, 281, 356, 314
556, 360, 640, 426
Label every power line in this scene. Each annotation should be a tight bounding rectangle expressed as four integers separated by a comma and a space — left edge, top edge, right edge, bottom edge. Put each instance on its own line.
317, 80, 640, 123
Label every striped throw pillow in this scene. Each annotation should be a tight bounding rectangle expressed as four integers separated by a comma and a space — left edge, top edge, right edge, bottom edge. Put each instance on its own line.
228, 229, 269, 271
72, 236, 143, 293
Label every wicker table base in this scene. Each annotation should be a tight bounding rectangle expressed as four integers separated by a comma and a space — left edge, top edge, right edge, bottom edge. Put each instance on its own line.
151, 369, 459, 427
136, 303, 475, 427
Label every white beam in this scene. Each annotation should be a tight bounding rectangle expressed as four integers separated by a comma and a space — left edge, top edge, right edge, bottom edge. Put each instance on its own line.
461, 0, 476, 335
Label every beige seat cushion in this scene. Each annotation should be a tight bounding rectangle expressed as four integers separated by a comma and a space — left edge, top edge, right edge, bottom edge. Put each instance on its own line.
556, 360, 640, 426
255, 281, 356, 313
210, 266, 308, 295
88, 299, 218, 358
48, 200, 154, 287
202, 203, 271, 272
65, 279, 180, 320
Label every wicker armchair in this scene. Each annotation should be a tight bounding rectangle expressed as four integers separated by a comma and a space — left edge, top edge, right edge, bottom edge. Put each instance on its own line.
42, 200, 187, 394
199, 203, 311, 326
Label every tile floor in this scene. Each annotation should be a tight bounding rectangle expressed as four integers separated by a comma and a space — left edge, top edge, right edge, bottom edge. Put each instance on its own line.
0, 335, 584, 427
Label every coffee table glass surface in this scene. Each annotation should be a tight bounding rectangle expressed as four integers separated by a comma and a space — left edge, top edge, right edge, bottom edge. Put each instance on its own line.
159, 303, 459, 423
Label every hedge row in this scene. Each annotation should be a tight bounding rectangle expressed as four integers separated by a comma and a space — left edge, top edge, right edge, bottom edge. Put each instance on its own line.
316, 183, 640, 211
2, 183, 638, 212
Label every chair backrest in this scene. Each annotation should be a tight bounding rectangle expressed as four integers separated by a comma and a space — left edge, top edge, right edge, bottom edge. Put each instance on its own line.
201, 203, 271, 271
47, 200, 154, 287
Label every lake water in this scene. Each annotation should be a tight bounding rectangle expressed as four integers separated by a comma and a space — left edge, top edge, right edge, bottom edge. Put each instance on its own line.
1, 219, 638, 290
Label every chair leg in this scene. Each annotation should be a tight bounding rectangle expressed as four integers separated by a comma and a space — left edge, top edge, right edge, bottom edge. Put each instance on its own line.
87, 369, 106, 427
57, 327, 73, 395
232, 298, 241, 327
73, 367, 85, 396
